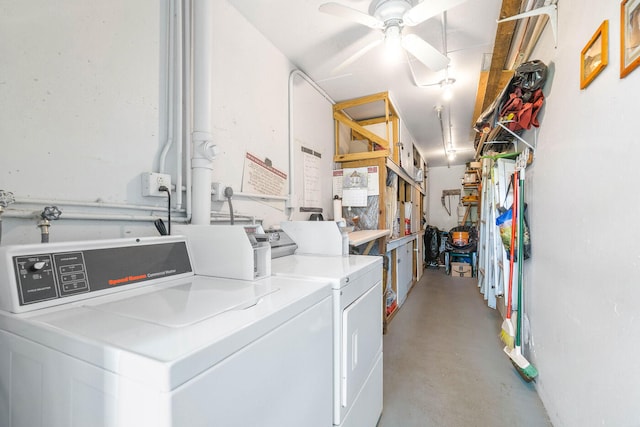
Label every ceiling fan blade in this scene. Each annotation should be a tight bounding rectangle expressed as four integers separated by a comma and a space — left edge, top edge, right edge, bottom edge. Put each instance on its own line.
332, 39, 383, 73
401, 34, 450, 71
403, 0, 468, 27
319, 2, 384, 29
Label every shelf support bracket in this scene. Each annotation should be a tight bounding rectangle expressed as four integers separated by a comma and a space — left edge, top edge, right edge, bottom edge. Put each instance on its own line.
496, 122, 537, 153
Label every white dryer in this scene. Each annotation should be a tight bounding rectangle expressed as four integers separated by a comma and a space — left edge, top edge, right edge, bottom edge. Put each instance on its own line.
271, 253, 383, 427
0, 236, 333, 427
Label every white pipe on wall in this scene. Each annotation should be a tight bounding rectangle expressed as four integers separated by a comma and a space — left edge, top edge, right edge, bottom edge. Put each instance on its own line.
4, 210, 256, 223
5, 210, 179, 222
159, 0, 175, 175
190, 0, 216, 225
174, 0, 184, 211
234, 192, 289, 201
158, 0, 185, 212
13, 198, 168, 213
184, 0, 193, 221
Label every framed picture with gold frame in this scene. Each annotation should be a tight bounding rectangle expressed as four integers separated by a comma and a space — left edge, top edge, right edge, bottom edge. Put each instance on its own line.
621, 0, 640, 78
580, 20, 609, 89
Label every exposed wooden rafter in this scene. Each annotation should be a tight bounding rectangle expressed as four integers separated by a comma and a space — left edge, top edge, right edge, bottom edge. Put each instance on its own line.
471, 0, 522, 139
483, 0, 522, 112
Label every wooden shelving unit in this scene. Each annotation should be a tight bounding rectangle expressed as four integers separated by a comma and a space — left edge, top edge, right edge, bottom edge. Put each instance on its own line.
333, 91, 400, 165
461, 165, 481, 226
332, 92, 426, 330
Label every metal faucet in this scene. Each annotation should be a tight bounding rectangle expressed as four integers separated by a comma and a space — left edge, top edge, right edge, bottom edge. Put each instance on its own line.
38, 206, 62, 243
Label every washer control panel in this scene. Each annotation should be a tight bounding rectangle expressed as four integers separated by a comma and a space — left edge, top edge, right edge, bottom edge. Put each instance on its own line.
0, 237, 193, 313
14, 252, 91, 305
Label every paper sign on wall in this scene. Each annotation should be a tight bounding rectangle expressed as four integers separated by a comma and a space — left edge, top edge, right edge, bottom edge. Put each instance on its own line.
332, 166, 379, 201
332, 166, 379, 207
332, 170, 344, 198
342, 167, 368, 207
242, 152, 287, 196
365, 166, 379, 196
302, 147, 321, 207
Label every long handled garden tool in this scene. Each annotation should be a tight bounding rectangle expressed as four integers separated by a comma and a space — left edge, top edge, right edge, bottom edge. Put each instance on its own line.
500, 171, 518, 349
504, 168, 538, 381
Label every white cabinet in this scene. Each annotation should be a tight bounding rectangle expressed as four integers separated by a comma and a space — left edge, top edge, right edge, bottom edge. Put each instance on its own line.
396, 241, 413, 306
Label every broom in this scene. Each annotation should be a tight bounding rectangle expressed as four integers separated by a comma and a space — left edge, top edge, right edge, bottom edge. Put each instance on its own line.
500, 171, 518, 349
504, 168, 538, 381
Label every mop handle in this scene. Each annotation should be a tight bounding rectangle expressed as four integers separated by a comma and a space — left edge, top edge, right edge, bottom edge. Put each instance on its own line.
515, 169, 525, 347
506, 171, 518, 318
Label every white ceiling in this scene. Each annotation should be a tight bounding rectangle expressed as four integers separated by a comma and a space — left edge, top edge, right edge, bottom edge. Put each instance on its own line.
228, 0, 503, 167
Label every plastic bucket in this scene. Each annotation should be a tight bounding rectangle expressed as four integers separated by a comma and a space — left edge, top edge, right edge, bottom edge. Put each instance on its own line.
452, 231, 469, 246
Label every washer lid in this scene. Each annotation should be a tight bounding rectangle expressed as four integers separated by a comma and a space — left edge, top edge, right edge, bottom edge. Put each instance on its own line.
2, 275, 331, 391
87, 279, 279, 327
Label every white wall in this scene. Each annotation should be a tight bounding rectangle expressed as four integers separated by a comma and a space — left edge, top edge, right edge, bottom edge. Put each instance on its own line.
0, 0, 335, 245
514, 1, 640, 425
0, 0, 166, 243
426, 164, 466, 231
208, 1, 335, 226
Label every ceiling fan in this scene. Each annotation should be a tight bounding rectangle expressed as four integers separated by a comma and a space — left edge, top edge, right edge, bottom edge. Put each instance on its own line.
319, 0, 468, 72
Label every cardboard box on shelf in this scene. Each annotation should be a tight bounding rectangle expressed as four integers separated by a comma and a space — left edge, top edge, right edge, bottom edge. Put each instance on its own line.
451, 262, 472, 278
463, 172, 479, 184
347, 139, 371, 154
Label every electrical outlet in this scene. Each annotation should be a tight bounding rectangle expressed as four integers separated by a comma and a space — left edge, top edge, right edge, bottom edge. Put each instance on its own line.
142, 172, 172, 197
212, 182, 225, 201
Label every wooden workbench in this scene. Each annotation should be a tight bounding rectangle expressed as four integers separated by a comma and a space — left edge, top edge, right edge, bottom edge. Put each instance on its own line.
348, 229, 390, 255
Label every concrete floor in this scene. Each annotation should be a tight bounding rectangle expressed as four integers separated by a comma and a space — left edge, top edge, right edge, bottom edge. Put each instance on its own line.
377, 267, 551, 427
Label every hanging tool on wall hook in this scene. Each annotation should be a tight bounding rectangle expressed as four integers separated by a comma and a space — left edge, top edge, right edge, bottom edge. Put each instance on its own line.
516, 147, 531, 171
497, 0, 558, 47
38, 206, 62, 243
441, 189, 461, 216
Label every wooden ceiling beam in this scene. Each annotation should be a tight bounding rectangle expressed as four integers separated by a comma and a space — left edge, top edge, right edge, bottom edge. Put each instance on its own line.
481, 0, 522, 113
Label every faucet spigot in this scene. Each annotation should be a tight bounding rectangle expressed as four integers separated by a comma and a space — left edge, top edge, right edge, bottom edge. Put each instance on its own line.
38, 206, 62, 243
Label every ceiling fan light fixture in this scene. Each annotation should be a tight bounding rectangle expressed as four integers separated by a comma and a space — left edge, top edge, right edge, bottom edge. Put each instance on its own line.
442, 86, 453, 101
439, 77, 456, 101
319, 0, 459, 71
447, 150, 456, 161
383, 23, 403, 60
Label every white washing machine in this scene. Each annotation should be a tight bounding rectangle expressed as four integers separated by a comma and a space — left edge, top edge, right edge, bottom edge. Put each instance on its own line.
271, 253, 383, 427
0, 236, 333, 427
